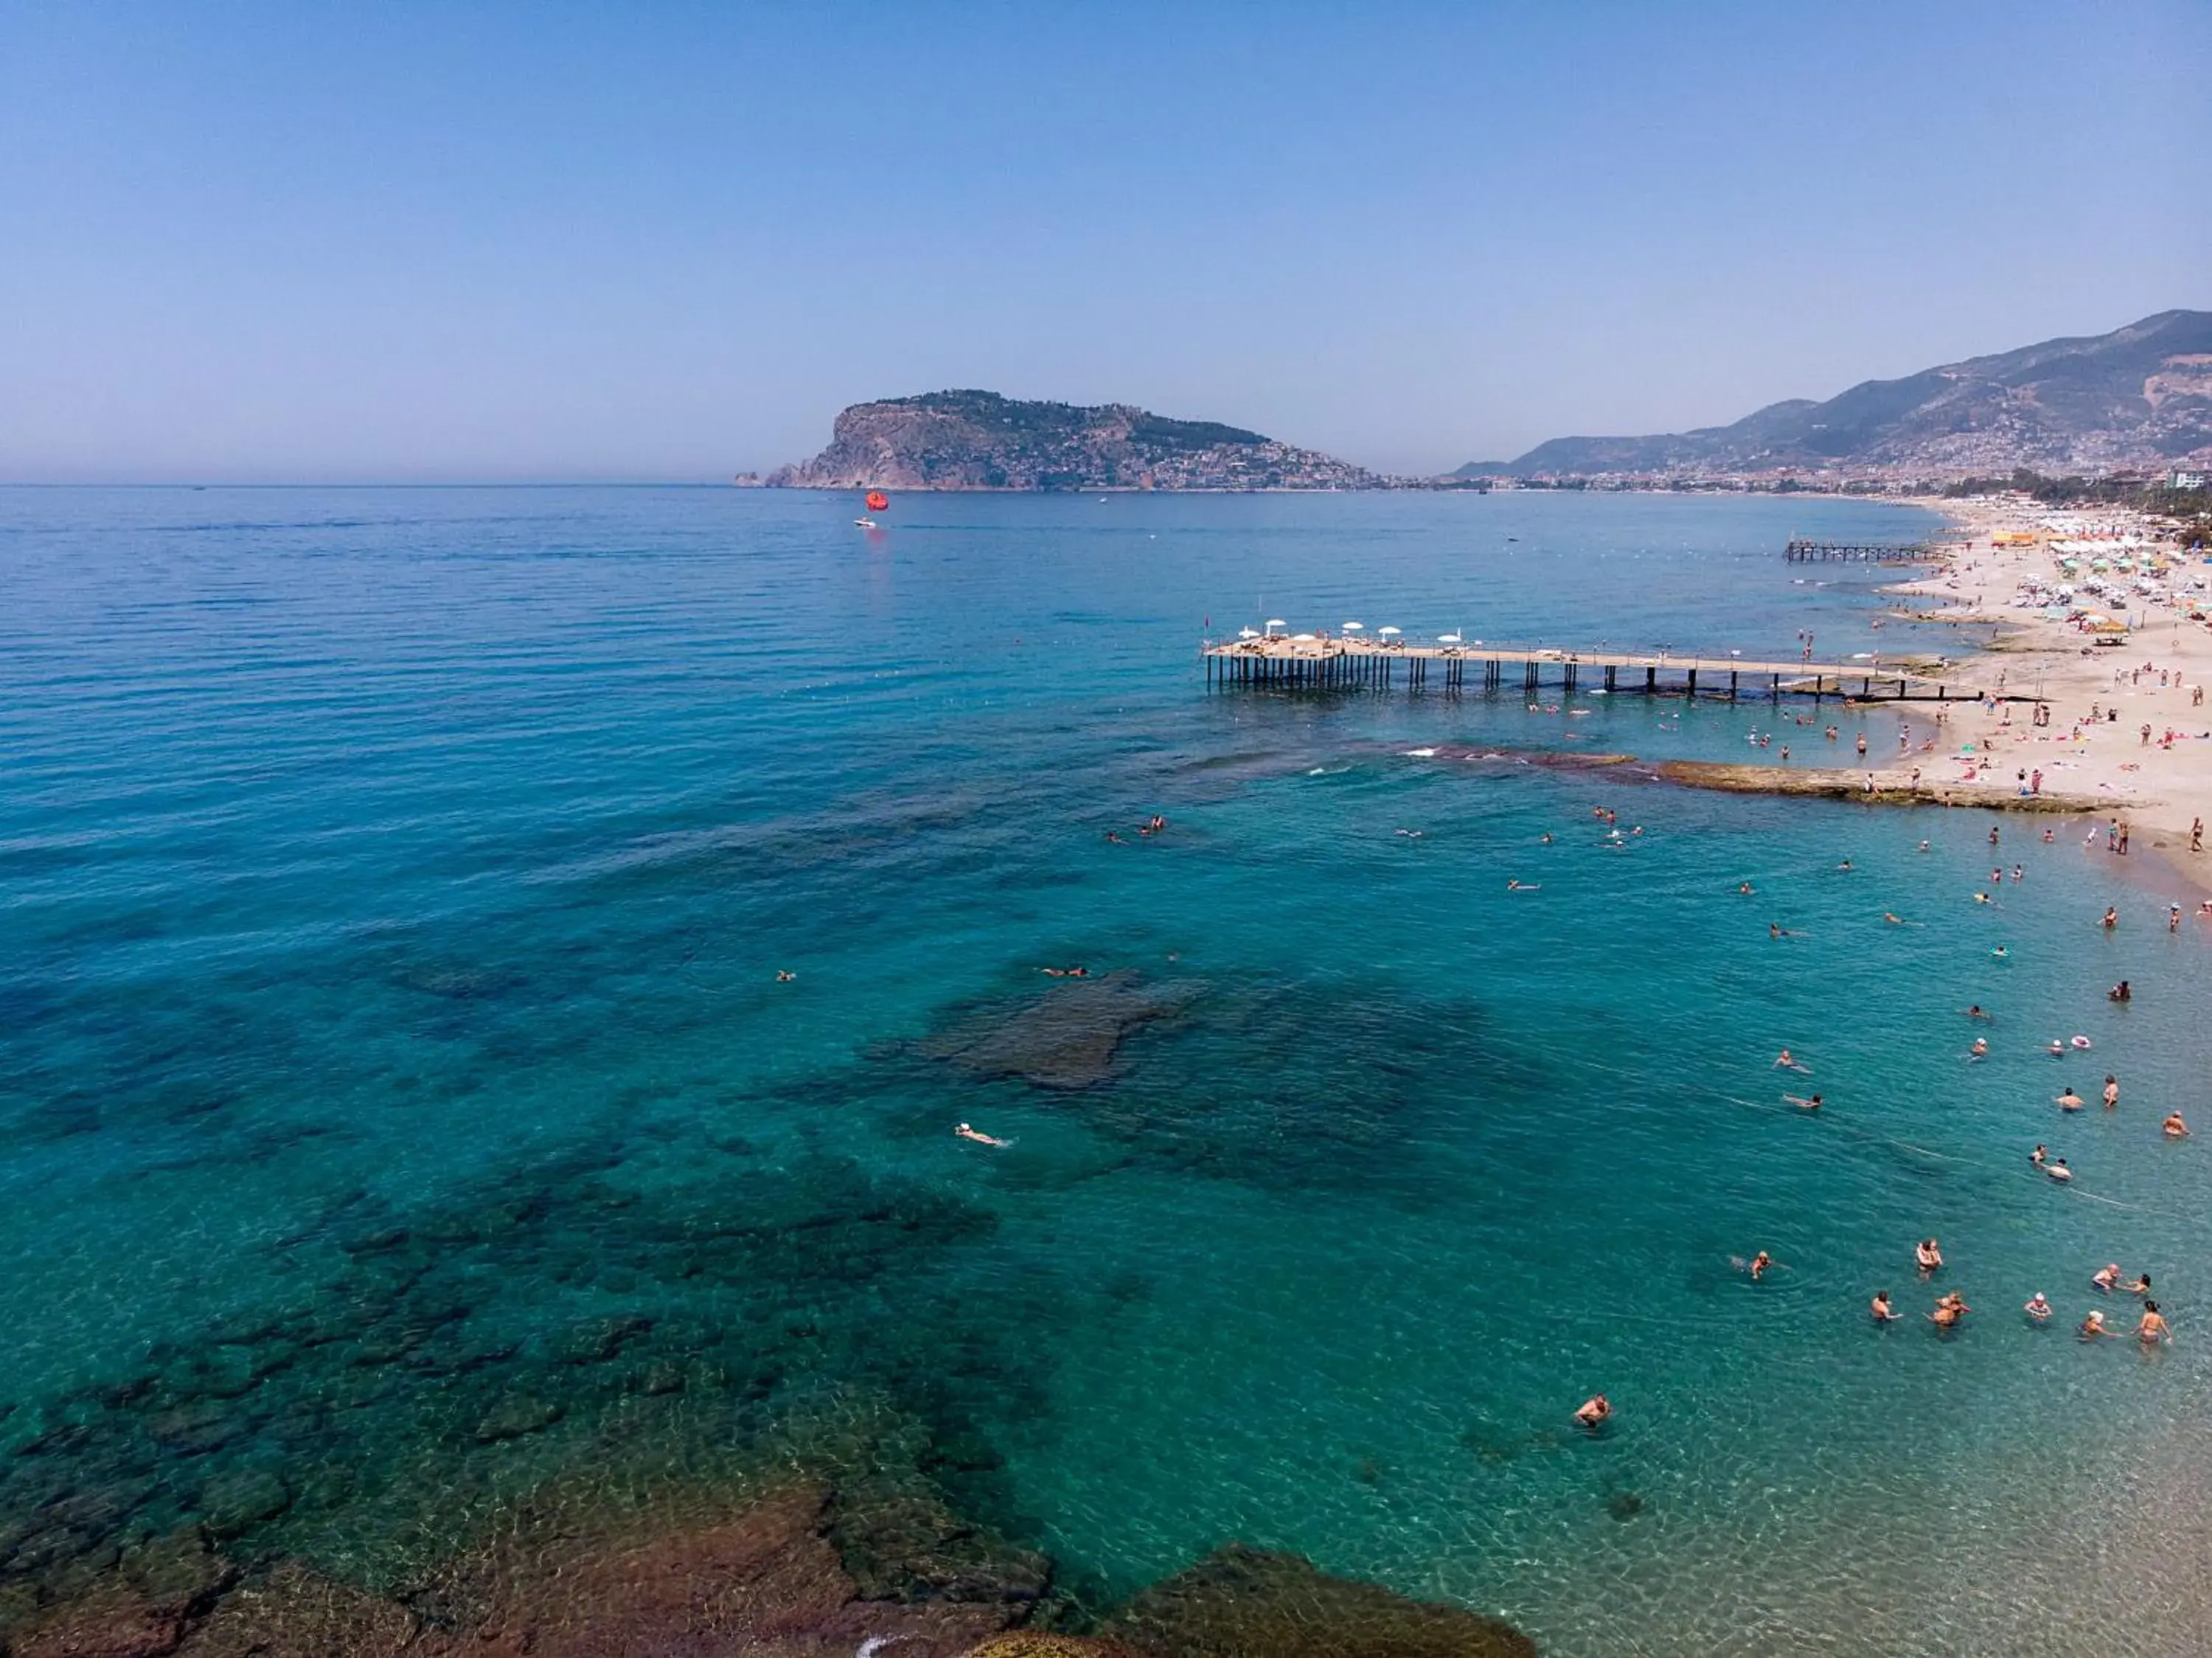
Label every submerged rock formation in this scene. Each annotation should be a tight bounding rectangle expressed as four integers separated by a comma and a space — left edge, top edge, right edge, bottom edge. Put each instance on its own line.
1108, 1544, 1537, 1658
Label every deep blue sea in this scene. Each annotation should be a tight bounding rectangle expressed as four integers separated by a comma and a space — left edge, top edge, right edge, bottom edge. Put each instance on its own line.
3, 487, 2208, 1656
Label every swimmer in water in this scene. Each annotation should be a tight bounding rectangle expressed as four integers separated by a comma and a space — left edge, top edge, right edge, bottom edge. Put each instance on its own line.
2126, 1273, 2152, 1297
954, 1123, 1010, 1147
1871, 1291, 1900, 1322
2103, 906, 2118, 930
1738, 881, 1754, 895
2079, 1309, 2117, 1339
1918, 839, 1931, 852
1973, 892, 1992, 905
1540, 832, 1554, 844
2138, 1303, 2171, 1344
2048, 1040, 2066, 1058
1747, 1250, 1773, 1280
2092, 1263, 2122, 1294
1969, 1038, 1989, 1058
1916, 1239, 1943, 1273
1506, 880, 1540, 891
2056, 1088, 2085, 1111
2109, 980, 2132, 1002
1929, 1296, 1966, 1331
2102, 1076, 2118, 1109
1784, 1092, 1823, 1111
2046, 1157, 2073, 1182
1573, 1394, 1611, 1429
1965, 1005, 1990, 1020
1990, 946, 2008, 959
2030, 1144, 2048, 1167
776, 970, 796, 982
2025, 1293, 2052, 1322
2163, 1111, 2190, 1137
1884, 912, 1905, 925
1775, 1050, 1810, 1072
1837, 859, 1854, 872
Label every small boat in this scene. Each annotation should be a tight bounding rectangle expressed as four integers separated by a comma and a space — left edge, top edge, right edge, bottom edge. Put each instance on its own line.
854, 517, 877, 529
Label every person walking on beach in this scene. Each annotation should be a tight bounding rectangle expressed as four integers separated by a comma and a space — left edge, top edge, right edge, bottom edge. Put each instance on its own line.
2191, 817, 2203, 853
2171, 905, 2183, 933
2118, 823, 2129, 855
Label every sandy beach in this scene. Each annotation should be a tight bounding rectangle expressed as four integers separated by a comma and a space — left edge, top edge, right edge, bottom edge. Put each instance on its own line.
1875, 496, 2212, 892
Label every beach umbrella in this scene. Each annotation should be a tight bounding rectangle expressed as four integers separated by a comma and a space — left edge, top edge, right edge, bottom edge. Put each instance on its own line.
1237, 628, 1260, 639
1341, 621, 1365, 631
1437, 633, 1463, 644
1266, 618, 1287, 631
1378, 625, 1401, 637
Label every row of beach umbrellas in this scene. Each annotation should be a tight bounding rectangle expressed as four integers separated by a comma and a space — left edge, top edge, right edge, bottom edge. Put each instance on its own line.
1237, 620, 1464, 642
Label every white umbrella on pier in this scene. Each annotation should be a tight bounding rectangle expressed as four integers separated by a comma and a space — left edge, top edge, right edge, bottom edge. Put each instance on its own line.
1341, 621, 1365, 632
1265, 618, 1287, 632
1238, 628, 1260, 639
1378, 626, 1401, 637
1437, 633, 1463, 644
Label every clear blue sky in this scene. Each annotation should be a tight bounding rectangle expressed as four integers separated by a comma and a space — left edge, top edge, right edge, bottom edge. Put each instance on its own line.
4, 1, 2205, 482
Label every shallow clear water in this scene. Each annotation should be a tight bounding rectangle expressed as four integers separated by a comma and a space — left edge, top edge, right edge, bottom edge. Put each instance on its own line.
2, 487, 2207, 1654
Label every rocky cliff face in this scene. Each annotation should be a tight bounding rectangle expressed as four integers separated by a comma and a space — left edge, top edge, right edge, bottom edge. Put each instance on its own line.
1464, 309, 2212, 476
762, 390, 1385, 490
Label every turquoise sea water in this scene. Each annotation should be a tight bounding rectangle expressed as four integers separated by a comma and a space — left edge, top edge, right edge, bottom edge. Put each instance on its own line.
2, 487, 2208, 1654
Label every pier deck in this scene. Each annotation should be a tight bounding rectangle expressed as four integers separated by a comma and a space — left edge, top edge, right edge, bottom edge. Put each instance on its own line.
1203, 639, 1961, 701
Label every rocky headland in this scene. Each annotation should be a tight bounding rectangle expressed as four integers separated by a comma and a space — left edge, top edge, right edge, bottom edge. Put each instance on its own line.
756, 391, 1388, 492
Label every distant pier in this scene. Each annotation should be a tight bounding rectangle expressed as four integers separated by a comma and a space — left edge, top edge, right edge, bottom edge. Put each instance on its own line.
1203, 639, 1961, 701
1784, 538, 1933, 563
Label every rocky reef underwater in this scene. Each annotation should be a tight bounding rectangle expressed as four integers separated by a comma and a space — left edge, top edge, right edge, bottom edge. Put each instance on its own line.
0, 968, 1538, 1657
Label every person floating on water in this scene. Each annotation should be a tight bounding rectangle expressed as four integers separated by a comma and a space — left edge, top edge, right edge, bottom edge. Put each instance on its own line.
1738, 881, 1754, 895
1965, 1005, 1991, 1020
1871, 1291, 1900, 1322
2025, 1293, 2052, 1322
2163, 1111, 2190, 1138
1573, 1394, 1611, 1430
2057, 1087, 2084, 1111
1775, 1050, 1810, 1072
955, 1123, 1009, 1147
2029, 1144, 2048, 1167
776, 970, 796, 982
1039, 965, 1089, 978
1785, 1092, 1823, 1111
1969, 1037, 1989, 1058
1747, 1250, 1773, 1280
1507, 880, 1540, 891
2109, 980, 2132, 1002
2045, 1157, 2072, 1182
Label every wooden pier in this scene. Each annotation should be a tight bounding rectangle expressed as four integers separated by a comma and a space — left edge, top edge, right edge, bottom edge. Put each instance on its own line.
1203, 639, 1961, 701
1784, 538, 1933, 563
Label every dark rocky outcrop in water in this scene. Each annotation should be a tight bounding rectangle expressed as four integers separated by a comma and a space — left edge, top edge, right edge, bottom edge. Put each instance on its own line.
1109, 1544, 1538, 1658
761, 390, 1388, 491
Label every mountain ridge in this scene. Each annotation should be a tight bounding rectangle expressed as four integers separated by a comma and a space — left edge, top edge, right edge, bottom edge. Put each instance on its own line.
1462, 309, 2212, 476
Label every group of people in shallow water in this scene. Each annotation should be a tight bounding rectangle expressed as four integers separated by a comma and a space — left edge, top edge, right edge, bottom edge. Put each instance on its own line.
1862, 1246, 2171, 1341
